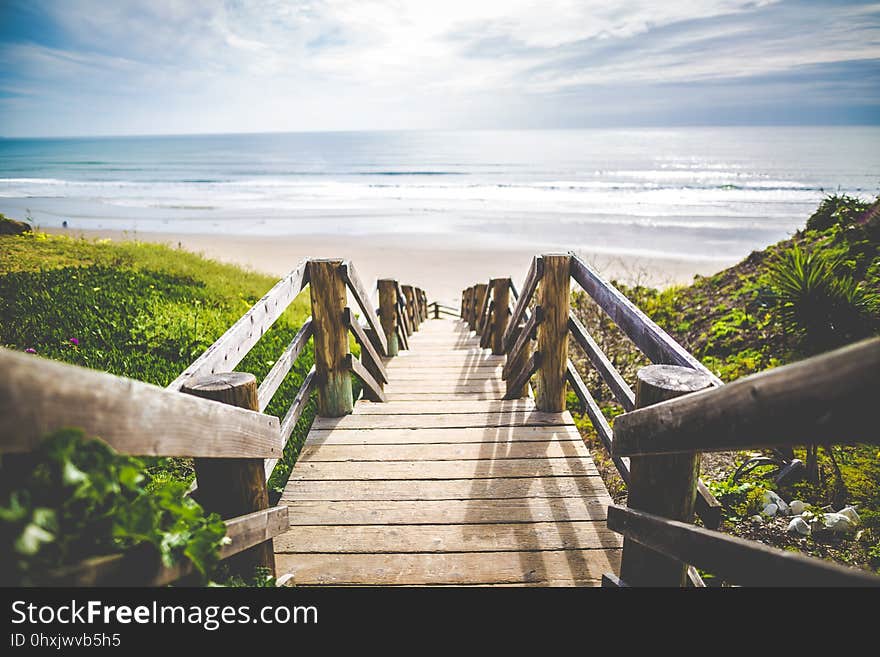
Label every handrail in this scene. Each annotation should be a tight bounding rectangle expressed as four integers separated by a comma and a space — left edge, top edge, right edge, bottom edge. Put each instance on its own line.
168, 259, 310, 391
613, 337, 880, 457
502, 351, 541, 400
607, 505, 879, 587
503, 256, 543, 351
344, 307, 389, 384
257, 318, 313, 411
502, 306, 543, 380
565, 362, 630, 483
570, 255, 722, 386
271, 366, 317, 478
568, 312, 635, 411
346, 353, 387, 402
341, 261, 388, 357
0, 348, 282, 459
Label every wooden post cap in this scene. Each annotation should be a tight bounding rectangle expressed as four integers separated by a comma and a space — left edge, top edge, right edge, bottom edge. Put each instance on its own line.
636, 365, 713, 400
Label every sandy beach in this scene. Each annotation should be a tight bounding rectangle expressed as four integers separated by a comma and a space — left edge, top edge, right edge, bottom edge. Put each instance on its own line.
47, 227, 733, 304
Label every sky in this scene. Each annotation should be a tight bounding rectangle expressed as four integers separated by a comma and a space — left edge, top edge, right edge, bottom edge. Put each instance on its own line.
0, 0, 878, 137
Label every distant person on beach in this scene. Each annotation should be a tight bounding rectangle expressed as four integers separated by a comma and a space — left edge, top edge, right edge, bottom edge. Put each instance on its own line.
62, 220, 68, 228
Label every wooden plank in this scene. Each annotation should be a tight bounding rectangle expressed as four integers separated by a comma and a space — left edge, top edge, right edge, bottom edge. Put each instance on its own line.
0, 348, 281, 458
45, 506, 288, 586
613, 337, 880, 456
289, 457, 599, 481
384, 382, 504, 393
503, 351, 541, 400
281, 475, 606, 501
257, 318, 312, 411
344, 308, 388, 383
299, 440, 590, 462
570, 255, 722, 386
285, 497, 609, 525
352, 399, 535, 414
274, 521, 620, 553
276, 549, 617, 586
346, 354, 387, 403
503, 256, 543, 351
565, 361, 630, 483
341, 261, 388, 356
568, 312, 635, 411
306, 425, 584, 446
311, 410, 571, 430
168, 259, 308, 391
267, 367, 316, 478
502, 306, 542, 379
601, 573, 628, 587
607, 505, 879, 587
387, 392, 507, 401
385, 371, 503, 381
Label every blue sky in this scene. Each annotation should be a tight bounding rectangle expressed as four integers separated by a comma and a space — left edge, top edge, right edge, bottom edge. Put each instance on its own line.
1, 0, 878, 137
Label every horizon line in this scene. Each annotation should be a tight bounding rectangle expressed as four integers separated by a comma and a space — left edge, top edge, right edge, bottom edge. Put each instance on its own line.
4, 122, 880, 141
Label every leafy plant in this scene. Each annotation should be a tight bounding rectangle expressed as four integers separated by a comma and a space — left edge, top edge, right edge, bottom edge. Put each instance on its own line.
805, 194, 871, 232
766, 244, 877, 352
0, 429, 228, 585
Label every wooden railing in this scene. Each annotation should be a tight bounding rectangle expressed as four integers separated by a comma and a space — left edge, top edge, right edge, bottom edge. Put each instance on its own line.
0, 259, 428, 586
461, 253, 880, 587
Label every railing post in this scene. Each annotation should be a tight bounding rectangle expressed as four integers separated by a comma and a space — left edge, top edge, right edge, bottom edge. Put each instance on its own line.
433, 302, 440, 319
402, 285, 419, 332
378, 279, 399, 357
534, 254, 570, 412
490, 278, 510, 355
472, 283, 488, 334
620, 365, 713, 586
309, 259, 353, 417
505, 322, 532, 399
181, 372, 274, 577
416, 287, 426, 322
463, 287, 472, 324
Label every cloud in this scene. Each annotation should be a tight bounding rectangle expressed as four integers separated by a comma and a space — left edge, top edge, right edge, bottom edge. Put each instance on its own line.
0, 0, 877, 135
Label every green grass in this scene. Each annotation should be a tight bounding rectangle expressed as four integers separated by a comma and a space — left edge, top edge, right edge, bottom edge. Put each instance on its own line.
0, 230, 315, 492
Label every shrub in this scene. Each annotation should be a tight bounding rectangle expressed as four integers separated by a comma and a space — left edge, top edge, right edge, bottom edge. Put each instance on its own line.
805, 194, 872, 232
767, 244, 877, 352
0, 429, 228, 585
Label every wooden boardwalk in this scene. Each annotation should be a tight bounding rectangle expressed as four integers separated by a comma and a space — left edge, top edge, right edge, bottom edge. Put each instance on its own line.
276, 317, 622, 586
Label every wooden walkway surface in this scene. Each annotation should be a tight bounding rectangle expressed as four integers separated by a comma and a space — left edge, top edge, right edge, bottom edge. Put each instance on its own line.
276, 317, 622, 585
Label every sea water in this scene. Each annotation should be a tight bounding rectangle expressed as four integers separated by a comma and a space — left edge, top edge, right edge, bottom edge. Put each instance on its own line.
0, 127, 877, 262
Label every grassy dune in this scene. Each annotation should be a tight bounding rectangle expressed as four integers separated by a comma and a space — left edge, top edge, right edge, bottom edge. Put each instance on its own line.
0, 228, 315, 492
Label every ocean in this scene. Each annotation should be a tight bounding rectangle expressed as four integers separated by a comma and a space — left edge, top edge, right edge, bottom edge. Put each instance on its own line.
0, 127, 877, 263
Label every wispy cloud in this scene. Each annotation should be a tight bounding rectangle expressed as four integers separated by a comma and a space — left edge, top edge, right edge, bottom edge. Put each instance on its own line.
0, 0, 877, 135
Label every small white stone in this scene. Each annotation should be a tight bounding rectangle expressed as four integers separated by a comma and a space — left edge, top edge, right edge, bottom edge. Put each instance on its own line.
822, 513, 854, 534
838, 506, 860, 525
762, 503, 778, 517
787, 517, 811, 536
750, 514, 763, 523
790, 500, 806, 515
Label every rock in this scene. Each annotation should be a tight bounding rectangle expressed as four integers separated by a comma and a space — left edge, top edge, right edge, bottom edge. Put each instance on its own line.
790, 500, 806, 515
787, 517, 811, 536
838, 506, 860, 525
822, 513, 855, 534
750, 515, 763, 523
762, 491, 790, 515
0, 214, 31, 235
762, 503, 778, 517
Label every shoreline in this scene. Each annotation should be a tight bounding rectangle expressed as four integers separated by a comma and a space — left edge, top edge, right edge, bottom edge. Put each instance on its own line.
45, 227, 735, 303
